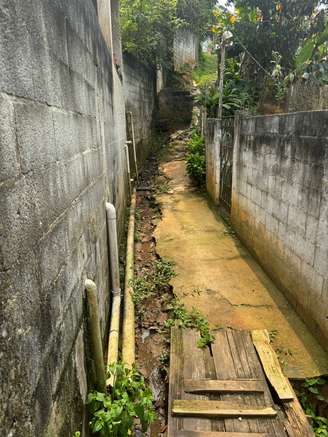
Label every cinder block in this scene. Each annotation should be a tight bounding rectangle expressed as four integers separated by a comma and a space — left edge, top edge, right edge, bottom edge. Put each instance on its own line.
0, 2, 34, 98
53, 111, 97, 161
293, 235, 315, 266
45, 281, 84, 397
67, 24, 96, 86
24, 163, 66, 232
30, 41, 63, 107
69, 70, 96, 116
251, 186, 262, 206
0, 94, 20, 182
0, 178, 42, 269
83, 148, 104, 184
15, 102, 56, 172
314, 246, 328, 277
305, 214, 319, 244
287, 204, 307, 236
60, 155, 88, 204
39, 218, 70, 291
265, 213, 279, 234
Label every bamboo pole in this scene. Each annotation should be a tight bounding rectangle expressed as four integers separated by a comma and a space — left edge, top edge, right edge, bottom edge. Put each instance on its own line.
122, 188, 137, 367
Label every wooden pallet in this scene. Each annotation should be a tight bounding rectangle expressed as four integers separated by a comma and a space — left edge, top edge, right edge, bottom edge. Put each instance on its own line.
168, 327, 314, 437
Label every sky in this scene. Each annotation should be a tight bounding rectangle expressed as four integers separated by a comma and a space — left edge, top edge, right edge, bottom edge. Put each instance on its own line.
217, 0, 235, 13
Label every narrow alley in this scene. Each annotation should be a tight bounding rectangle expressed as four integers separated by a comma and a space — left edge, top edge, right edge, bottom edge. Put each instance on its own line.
1, 1, 328, 436
155, 132, 328, 381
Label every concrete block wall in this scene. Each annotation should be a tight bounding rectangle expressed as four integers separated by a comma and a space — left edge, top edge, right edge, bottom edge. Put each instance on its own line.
0, 0, 127, 436
123, 53, 157, 166
173, 28, 199, 71
231, 111, 328, 349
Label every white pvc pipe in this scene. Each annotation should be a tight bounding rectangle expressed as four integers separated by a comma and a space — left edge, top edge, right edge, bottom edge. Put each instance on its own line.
106, 203, 121, 380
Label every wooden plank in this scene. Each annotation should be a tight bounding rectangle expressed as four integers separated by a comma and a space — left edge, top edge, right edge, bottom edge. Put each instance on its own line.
283, 379, 315, 437
212, 329, 252, 433
251, 330, 294, 401
174, 432, 270, 437
184, 379, 265, 393
172, 400, 277, 418
202, 339, 225, 432
226, 330, 267, 435
182, 329, 212, 431
168, 326, 184, 436
236, 331, 287, 437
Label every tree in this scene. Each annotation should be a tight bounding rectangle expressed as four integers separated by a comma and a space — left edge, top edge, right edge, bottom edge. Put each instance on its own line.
230, 0, 327, 77
176, 0, 217, 36
120, 0, 217, 65
120, 0, 179, 66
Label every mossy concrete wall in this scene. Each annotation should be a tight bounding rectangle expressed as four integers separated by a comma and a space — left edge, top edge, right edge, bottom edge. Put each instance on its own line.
231, 111, 328, 350
173, 28, 199, 71
123, 53, 157, 167
0, 0, 127, 435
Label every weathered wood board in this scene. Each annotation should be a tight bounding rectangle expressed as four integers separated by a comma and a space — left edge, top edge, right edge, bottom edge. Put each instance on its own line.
251, 330, 294, 401
183, 379, 265, 394
172, 400, 277, 417
168, 327, 314, 437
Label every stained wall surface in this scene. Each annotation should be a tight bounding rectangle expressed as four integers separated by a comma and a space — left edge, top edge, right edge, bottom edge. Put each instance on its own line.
0, 0, 127, 435
173, 28, 199, 71
231, 111, 328, 349
123, 53, 157, 166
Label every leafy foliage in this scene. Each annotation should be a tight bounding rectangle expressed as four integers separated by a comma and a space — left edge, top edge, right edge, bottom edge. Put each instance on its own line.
186, 131, 206, 185
231, 0, 327, 74
177, 0, 217, 35
194, 59, 252, 117
87, 363, 156, 436
120, 0, 216, 65
131, 259, 176, 307
165, 299, 215, 348
210, 0, 328, 101
120, 0, 179, 65
295, 24, 328, 83
296, 377, 328, 437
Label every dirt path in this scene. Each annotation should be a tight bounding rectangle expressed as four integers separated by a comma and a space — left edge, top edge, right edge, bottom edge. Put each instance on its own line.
154, 131, 328, 380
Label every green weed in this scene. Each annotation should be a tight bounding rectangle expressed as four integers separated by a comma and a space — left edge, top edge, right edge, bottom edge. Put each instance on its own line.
156, 180, 170, 194
165, 299, 214, 349
186, 131, 206, 186
131, 259, 176, 307
87, 363, 156, 436
297, 377, 328, 437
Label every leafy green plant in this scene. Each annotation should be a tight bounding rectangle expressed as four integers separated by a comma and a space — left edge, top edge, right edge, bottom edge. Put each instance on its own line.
295, 25, 328, 84
73, 432, 81, 437
177, 0, 216, 36
87, 363, 156, 436
296, 377, 328, 437
195, 58, 252, 117
186, 131, 206, 185
165, 299, 215, 348
120, 0, 179, 66
132, 259, 176, 307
